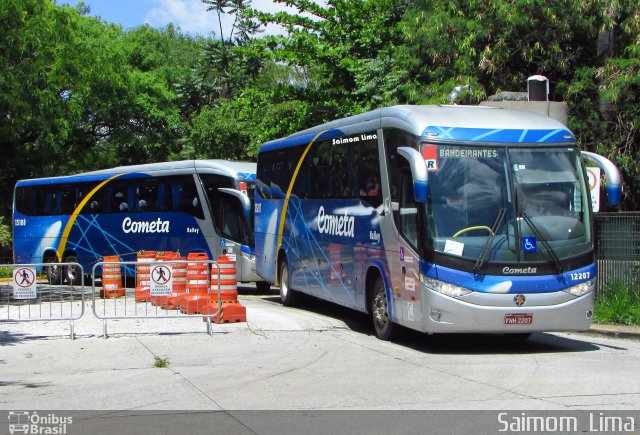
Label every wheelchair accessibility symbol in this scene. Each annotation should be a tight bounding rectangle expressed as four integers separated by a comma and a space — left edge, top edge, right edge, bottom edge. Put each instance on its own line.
522, 237, 538, 253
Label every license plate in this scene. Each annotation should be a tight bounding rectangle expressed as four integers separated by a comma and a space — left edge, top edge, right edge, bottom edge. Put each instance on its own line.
504, 314, 533, 325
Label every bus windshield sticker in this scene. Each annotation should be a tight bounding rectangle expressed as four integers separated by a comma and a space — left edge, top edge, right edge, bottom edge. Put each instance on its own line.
444, 239, 464, 256
421, 145, 438, 171
439, 149, 498, 159
405, 276, 416, 292
522, 236, 538, 253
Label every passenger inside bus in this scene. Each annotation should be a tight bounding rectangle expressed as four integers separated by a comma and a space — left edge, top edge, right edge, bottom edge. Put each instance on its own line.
137, 198, 148, 211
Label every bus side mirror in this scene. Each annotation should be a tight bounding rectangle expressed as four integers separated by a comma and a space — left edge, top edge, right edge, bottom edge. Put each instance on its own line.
218, 188, 251, 216
397, 147, 428, 203
580, 151, 622, 206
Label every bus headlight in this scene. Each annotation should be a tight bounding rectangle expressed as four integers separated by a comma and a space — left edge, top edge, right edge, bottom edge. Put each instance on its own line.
564, 279, 595, 297
420, 274, 472, 298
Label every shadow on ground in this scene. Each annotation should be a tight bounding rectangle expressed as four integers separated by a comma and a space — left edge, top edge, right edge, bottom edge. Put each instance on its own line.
257, 292, 603, 355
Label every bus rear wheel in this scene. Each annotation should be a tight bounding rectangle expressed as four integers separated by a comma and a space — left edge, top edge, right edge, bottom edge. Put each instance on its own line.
63, 255, 82, 286
371, 276, 397, 341
256, 281, 272, 293
45, 258, 61, 284
279, 259, 298, 306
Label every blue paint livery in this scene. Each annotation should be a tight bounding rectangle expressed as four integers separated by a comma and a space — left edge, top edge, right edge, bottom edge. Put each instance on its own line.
423, 126, 575, 143
420, 260, 596, 294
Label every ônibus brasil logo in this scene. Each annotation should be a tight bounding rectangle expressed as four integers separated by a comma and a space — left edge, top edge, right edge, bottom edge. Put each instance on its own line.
8, 411, 72, 434
317, 206, 355, 238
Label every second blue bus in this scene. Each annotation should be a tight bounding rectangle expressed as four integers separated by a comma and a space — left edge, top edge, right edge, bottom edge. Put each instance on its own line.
13, 160, 270, 290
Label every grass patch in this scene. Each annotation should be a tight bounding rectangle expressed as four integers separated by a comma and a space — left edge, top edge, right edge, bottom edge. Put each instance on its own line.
0, 266, 11, 279
594, 283, 640, 326
153, 356, 170, 368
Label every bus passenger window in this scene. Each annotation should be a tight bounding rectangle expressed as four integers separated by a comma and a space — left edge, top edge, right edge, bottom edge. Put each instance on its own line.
135, 179, 164, 212
172, 176, 204, 219
107, 185, 130, 213
82, 187, 106, 214
220, 196, 243, 242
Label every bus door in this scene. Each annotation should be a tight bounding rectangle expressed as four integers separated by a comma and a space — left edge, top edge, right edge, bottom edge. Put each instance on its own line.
199, 174, 253, 280
384, 131, 429, 325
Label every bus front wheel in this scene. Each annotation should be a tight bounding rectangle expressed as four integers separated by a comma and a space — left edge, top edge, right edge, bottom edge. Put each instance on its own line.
279, 260, 298, 306
371, 276, 397, 341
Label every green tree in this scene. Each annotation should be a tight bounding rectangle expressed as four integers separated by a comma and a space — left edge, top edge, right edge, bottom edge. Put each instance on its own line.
0, 0, 87, 217
0, 216, 10, 251
0, 1, 206, 225
395, 0, 598, 103
566, 1, 640, 209
247, 0, 411, 115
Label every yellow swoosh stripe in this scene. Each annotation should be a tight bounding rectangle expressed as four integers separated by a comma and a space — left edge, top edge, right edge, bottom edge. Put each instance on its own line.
56, 174, 124, 261
276, 131, 326, 252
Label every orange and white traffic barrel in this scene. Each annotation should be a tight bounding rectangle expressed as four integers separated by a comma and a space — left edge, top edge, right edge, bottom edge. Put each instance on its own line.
101, 255, 125, 298
178, 252, 210, 314
135, 251, 156, 302
209, 255, 238, 302
202, 255, 246, 323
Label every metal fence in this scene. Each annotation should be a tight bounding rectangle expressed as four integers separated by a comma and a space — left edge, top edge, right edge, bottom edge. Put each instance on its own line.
0, 258, 236, 339
594, 212, 640, 297
91, 258, 224, 338
0, 262, 85, 339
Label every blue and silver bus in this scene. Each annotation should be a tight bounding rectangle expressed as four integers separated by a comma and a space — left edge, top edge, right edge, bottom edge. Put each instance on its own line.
13, 160, 270, 290
254, 105, 621, 340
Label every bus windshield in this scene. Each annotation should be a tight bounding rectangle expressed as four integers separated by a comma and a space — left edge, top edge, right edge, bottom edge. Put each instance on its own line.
425, 144, 591, 267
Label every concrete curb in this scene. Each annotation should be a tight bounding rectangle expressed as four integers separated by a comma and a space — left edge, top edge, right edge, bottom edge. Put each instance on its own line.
582, 324, 640, 341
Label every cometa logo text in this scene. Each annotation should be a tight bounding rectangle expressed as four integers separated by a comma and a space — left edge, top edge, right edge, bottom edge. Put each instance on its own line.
317, 206, 355, 238
122, 217, 170, 234
502, 266, 537, 275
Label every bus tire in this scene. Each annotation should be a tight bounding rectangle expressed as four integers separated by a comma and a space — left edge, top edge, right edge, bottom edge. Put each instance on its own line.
45, 258, 61, 284
279, 259, 298, 306
371, 276, 397, 341
256, 281, 272, 293
63, 255, 82, 286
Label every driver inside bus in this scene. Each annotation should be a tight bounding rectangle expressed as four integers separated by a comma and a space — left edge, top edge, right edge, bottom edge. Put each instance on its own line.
433, 189, 467, 237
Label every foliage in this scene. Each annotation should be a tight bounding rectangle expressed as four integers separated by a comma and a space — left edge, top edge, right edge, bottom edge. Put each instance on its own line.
0, 216, 11, 249
153, 356, 170, 368
395, 0, 598, 103
594, 283, 640, 325
0, 266, 11, 278
0, 1, 202, 220
246, 0, 412, 115
566, 0, 640, 209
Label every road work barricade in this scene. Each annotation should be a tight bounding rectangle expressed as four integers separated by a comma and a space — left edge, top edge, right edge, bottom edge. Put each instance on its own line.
201, 255, 246, 323
0, 262, 85, 339
91, 256, 226, 338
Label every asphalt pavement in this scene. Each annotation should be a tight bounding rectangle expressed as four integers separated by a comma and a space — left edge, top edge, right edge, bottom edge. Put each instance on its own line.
1, 286, 640, 434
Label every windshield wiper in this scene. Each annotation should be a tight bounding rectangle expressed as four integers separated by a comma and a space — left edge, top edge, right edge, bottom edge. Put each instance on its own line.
519, 212, 563, 272
473, 207, 506, 273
